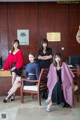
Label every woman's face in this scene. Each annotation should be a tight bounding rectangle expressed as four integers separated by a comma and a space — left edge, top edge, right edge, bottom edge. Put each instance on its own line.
55, 55, 61, 63
42, 43, 47, 48
29, 54, 34, 63
13, 42, 19, 49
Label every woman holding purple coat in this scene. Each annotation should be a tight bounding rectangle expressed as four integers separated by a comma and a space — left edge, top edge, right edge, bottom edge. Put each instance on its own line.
46, 52, 75, 112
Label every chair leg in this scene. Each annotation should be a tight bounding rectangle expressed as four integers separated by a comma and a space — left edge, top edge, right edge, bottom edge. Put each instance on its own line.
31, 94, 34, 99
77, 91, 79, 102
21, 88, 24, 103
21, 93, 24, 103
38, 92, 41, 106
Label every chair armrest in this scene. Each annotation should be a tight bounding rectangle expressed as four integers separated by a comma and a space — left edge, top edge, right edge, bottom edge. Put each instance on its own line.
21, 79, 39, 90
21, 78, 39, 83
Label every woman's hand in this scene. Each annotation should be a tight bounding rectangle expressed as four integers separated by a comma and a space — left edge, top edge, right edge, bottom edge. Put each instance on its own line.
27, 77, 30, 79
1, 68, 4, 71
11, 67, 16, 71
38, 55, 42, 59
38, 55, 46, 60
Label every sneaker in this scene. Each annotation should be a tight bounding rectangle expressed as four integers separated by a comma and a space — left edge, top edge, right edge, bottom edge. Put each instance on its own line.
46, 107, 51, 112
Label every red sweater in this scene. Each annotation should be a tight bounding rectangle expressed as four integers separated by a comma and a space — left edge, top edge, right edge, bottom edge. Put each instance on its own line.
3, 49, 24, 70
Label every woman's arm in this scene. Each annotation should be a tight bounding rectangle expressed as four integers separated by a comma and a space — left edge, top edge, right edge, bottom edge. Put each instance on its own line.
3, 53, 12, 70
38, 55, 52, 60
38, 48, 53, 60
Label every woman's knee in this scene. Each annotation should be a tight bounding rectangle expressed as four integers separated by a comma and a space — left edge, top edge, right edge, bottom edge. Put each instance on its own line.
16, 83, 21, 88
12, 72, 16, 78
16, 76, 21, 82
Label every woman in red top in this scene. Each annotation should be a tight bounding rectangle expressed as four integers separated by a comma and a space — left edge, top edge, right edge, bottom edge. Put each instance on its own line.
2, 39, 24, 102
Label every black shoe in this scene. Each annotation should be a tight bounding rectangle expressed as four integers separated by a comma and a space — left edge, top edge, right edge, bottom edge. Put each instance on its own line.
63, 102, 71, 108
41, 92, 47, 99
11, 98, 15, 101
57, 102, 61, 105
3, 99, 8, 103
11, 95, 15, 101
3, 94, 13, 103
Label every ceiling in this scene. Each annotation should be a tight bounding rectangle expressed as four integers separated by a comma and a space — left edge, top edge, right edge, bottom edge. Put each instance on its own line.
0, 0, 78, 2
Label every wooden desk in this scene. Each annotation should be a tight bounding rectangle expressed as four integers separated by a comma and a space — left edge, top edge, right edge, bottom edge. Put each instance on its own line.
0, 69, 25, 76
0, 69, 25, 96
0, 70, 12, 96
0, 70, 11, 77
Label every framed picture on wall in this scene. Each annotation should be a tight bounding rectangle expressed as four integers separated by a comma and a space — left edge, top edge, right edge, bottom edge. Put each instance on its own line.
17, 29, 29, 45
47, 32, 61, 42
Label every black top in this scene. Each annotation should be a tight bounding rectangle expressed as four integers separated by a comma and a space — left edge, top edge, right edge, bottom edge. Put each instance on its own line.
57, 69, 62, 84
51, 68, 64, 104
38, 47, 52, 70
25, 62, 40, 79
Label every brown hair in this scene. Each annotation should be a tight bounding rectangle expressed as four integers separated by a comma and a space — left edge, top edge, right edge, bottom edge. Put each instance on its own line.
53, 52, 62, 67
40, 38, 48, 50
29, 52, 35, 57
11, 39, 20, 53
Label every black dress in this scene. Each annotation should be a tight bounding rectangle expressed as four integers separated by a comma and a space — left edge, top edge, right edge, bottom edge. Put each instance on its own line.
36, 48, 53, 99
37, 48, 53, 70
51, 69, 65, 104
11, 62, 22, 76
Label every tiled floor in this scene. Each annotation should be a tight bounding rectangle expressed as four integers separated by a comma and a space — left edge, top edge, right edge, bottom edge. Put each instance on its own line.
0, 95, 80, 120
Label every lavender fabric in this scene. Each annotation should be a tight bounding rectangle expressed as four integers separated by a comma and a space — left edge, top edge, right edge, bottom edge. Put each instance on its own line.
47, 62, 75, 106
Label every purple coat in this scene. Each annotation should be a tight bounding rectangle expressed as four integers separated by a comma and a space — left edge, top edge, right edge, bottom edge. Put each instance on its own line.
47, 62, 75, 106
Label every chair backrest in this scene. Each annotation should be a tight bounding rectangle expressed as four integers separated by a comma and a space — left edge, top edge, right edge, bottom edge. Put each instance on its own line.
38, 68, 49, 91
71, 67, 77, 74
70, 67, 80, 103
70, 67, 78, 77
70, 67, 79, 86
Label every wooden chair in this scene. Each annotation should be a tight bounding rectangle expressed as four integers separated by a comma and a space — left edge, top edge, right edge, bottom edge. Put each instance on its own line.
70, 67, 80, 103
20, 68, 49, 105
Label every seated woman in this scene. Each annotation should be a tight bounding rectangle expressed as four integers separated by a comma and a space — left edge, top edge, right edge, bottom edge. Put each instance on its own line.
3, 52, 40, 103
46, 52, 75, 112
24, 52, 40, 86
2, 40, 24, 103
3, 76, 22, 103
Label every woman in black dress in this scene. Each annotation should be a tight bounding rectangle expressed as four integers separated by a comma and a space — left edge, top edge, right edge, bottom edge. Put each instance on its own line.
37, 38, 53, 99
37, 38, 53, 70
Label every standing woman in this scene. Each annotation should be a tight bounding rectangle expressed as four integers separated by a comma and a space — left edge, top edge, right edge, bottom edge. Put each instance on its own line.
37, 38, 53, 99
38, 38, 53, 70
46, 52, 75, 112
2, 39, 24, 102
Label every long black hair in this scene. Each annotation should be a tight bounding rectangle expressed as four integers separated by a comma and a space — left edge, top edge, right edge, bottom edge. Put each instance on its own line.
53, 52, 62, 67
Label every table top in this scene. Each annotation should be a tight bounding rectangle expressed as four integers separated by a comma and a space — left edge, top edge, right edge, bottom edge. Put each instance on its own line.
0, 70, 11, 77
